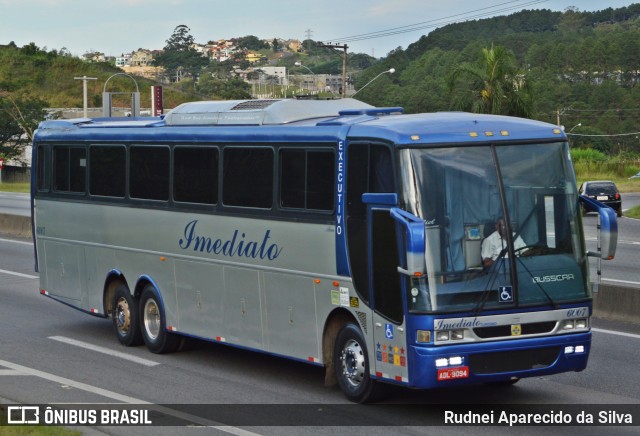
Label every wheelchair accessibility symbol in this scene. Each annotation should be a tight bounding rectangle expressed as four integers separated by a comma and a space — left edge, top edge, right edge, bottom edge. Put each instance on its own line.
385, 323, 394, 339
499, 286, 513, 303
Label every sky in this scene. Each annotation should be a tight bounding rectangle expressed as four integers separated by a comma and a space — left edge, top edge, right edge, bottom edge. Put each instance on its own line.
0, 0, 637, 58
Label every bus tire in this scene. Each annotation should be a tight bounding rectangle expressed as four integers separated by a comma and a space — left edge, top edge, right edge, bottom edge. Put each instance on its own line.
334, 323, 377, 403
111, 284, 143, 346
139, 285, 180, 354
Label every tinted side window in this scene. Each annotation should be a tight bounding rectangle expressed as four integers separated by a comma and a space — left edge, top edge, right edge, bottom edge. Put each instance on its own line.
90, 146, 126, 197
53, 146, 86, 193
36, 146, 49, 192
174, 147, 219, 204
130, 146, 170, 201
223, 148, 273, 208
281, 149, 334, 211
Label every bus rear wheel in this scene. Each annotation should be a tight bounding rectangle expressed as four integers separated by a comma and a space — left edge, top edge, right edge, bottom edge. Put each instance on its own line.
139, 285, 181, 354
111, 284, 143, 346
334, 323, 377, 403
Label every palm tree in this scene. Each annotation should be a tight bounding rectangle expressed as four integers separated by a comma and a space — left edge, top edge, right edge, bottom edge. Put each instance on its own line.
447, 45, 534, 118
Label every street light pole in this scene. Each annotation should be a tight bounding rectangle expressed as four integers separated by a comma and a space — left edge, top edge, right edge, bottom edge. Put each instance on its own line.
74, 76, 97, 118
351, 68, 395, 98
568, 123, 582, 133
294, 62, 316, 93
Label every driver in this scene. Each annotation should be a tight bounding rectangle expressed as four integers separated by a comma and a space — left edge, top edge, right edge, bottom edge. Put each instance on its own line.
481, 217, 525, 268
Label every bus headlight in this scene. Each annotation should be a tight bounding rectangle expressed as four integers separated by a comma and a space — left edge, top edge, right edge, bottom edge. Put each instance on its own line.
435, 358, 449, 367
562, 320, 575, 330
575, 319, 588, 329
451, 330, 464, 340
436, 331, 450, 341
449, 356, 463, 366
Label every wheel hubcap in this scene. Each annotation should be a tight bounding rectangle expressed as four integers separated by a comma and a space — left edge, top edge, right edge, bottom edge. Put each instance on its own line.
340, 339, 365, 387
143, 299, 161, 340
115, 298, 130, 335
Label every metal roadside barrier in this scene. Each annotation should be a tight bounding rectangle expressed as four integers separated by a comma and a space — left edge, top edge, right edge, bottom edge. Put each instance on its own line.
0, 213, 32, 238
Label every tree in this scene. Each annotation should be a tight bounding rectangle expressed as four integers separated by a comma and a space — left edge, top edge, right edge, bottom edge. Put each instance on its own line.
153, 25, 209, 81
0, 92, 48, 162
447, 45, 534, 118
236, 35, 269, 51
197, 75, 251, 100
164, 24, 195, 51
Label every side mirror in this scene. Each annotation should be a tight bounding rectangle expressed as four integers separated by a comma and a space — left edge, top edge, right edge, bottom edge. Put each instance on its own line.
580, 195, 618, 260
390, 208, 426, 276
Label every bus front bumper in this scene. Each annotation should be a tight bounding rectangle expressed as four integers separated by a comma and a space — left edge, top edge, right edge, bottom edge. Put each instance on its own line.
407, 331, 591, 389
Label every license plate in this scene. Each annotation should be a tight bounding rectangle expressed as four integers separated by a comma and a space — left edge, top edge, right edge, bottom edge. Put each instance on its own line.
437, 366, 469, 381
596, 195, 608, 200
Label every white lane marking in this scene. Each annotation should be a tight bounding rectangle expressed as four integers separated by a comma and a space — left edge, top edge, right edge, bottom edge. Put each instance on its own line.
592, 328, 640, 340
0, 268, 38, 279
601, 278, 640, 286
0, 358, 262, 434
0, 369, 28, 376
48, 336, 160, 367
0, 237, 32, 246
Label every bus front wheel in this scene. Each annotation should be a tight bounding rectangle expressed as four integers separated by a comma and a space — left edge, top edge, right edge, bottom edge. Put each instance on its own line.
139, 285, 181, 354
111, 284, 143, 346
334, 323, 377, 403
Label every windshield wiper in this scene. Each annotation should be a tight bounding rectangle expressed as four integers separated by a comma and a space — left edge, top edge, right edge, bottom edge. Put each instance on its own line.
471, 247, 509, 317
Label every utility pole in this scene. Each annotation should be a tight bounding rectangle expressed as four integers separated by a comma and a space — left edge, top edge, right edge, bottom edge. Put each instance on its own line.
318, 42, 348, 98
74, 76, 97, 118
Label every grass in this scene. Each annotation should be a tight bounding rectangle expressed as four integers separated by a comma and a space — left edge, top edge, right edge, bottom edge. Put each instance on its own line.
0, 426, 81, 436
576, 176, 640, 193
0, 183, 30, 193
625, 205, 640, 219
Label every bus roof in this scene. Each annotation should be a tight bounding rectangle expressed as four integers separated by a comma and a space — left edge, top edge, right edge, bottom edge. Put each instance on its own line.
35, 99, 566, 145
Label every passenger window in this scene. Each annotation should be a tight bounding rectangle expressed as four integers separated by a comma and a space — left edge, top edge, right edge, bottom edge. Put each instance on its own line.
130, 146, 170, 201
174, 147, 218, 204
53, 146, 86, 193
90, 145, 126, 197
280, 149, 334, 211
36, 146, 49, 192
223, 147, 274, 208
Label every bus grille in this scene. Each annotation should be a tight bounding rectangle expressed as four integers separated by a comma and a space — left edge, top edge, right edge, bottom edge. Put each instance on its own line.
473, 321, 557, 339
469, 346, 560, 374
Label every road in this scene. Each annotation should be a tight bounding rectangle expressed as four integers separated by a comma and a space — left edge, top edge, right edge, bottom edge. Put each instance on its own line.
0, 235, 639, 434
583, 192, 640, 287
0, 192, 29, 217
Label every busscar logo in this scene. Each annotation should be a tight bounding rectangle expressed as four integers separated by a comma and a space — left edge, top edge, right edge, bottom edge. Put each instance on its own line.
532, 274, 575, 284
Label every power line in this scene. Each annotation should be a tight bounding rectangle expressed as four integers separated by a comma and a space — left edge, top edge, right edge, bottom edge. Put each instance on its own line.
326, 0, 549, 44
568, 132, 640, 137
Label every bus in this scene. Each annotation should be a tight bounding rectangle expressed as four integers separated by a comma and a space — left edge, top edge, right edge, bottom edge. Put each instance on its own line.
31, 98, 618, 403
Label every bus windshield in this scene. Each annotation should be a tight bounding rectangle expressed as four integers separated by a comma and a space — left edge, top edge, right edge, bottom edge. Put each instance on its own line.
400, 142, 590, 313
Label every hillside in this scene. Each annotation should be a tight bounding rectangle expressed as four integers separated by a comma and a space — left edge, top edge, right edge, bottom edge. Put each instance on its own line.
0, 43, 195, 109
356, 3, 640, 154
4, 4, 640, 156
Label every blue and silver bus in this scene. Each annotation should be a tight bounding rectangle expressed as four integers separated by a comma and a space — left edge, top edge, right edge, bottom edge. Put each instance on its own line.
31, 99, 617, 402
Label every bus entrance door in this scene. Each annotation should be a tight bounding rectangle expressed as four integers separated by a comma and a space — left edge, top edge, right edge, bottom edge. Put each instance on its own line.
367, 201, 409, 384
